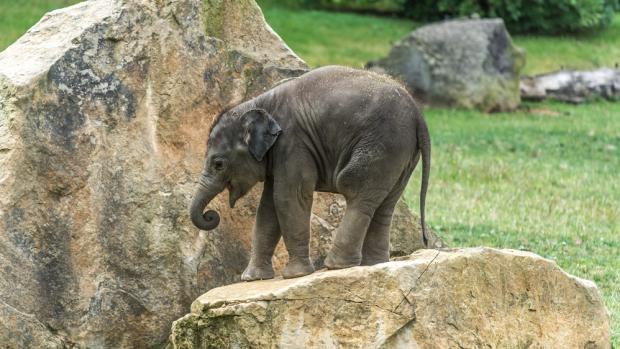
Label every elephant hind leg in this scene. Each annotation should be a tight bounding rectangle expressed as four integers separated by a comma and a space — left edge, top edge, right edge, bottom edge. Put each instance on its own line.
325, 146, 406, 269
324, 198, 379, 269
360, 181, 408, 266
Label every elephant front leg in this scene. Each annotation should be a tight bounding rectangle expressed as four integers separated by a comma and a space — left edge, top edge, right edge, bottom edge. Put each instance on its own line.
242, 179, 281, 281
273, 178, 316, 279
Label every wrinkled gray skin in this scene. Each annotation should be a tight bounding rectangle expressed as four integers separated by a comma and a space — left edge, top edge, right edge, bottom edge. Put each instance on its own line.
190, 66, 431, 280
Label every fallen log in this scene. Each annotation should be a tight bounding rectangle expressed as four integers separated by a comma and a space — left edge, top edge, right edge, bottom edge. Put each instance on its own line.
520, 68, 620, 103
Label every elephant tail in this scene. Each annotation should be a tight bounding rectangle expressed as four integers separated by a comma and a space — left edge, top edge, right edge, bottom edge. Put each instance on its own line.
417, 115, 431, 247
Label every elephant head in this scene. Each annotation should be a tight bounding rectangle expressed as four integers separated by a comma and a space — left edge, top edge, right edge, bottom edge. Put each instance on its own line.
189, 108, 282, 230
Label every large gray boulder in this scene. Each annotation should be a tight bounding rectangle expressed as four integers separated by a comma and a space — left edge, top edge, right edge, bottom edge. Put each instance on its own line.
0, 0, 435, 347
169, 248, 611, 349
368, 18, 525, 112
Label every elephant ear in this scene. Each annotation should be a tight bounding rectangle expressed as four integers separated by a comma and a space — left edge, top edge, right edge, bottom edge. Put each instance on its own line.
242, 109, 282, 161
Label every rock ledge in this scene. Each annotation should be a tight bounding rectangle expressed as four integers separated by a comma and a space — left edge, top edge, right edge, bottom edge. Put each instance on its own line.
169, 247, 610, 349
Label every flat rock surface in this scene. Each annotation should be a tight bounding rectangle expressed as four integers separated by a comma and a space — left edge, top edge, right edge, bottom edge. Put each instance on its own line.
170, 247, 611, 349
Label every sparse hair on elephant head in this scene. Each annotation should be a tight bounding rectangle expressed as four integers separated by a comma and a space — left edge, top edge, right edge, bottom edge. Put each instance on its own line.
189, 108, 282, 231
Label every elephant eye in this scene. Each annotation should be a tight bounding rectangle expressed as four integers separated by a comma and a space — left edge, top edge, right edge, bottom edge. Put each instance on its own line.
213, 159, 225, 171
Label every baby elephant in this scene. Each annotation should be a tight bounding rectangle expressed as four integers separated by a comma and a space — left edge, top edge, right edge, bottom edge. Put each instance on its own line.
190, 66, 430, 281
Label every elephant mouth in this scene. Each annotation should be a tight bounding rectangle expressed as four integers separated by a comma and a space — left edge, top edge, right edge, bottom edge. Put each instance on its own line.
227, 181, 252, 209
227, 181, 238, 208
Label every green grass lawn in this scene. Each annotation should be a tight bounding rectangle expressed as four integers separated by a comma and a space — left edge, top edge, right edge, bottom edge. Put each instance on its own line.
0, 0, 81, 50
516, 21, 620, 75
257, 5, 414, 68
2, 0, 619, 345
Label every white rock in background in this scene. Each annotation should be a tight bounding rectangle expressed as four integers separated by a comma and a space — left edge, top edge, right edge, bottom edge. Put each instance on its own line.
520, 68, 620, 103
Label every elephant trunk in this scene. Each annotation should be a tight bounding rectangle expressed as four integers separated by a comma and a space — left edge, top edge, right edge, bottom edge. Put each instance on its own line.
189, 179, 222, 231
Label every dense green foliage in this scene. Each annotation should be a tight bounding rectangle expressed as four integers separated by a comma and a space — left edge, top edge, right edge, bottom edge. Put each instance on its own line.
1, 1, 618, 345
303, 0, 405, 13
258, 0, 406, 12
405, 0, 617, 33
261, 0, 616, 34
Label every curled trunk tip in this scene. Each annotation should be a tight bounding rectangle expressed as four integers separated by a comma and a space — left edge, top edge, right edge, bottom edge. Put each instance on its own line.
190, 185, 221, 231
202, 210, 220, 230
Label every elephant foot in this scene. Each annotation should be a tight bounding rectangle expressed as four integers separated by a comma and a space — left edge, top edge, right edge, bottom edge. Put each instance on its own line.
241, 262, 275, 281
324, 247, 361, 270
282, 257, 314, 279
360, 256, 389, 266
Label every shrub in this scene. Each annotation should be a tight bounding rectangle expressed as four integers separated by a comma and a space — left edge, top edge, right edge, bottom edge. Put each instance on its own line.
258, 0, 406, 13
403, 0, 616, 34
260, 0, 615, 33
310, 0, 406, 13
